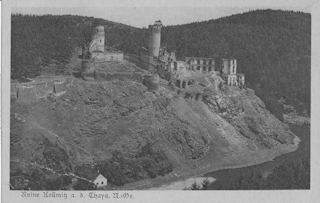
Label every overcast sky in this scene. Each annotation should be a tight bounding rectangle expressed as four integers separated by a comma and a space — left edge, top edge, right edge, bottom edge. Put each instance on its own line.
11, 0, 314, 28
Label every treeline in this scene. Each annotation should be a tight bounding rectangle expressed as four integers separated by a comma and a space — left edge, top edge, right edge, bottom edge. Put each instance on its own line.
11, 14, 145, 79
190, 158, 310, 190
12, 9, 311, 117
160, 9, 311, 118
11, 142, 173, 190
72, 142, 173, 190
96, 143, 173, 187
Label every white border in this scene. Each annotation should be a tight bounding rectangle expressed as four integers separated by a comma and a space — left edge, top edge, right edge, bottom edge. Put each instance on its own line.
2, 0, 320, 203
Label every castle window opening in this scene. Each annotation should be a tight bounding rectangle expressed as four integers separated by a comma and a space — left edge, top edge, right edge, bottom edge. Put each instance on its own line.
203, 66, 207, 71
208, 66, 212, 71
197, 59, 200, 64
176, 80, 181, 88
182, 81, 186, 88
197, 66, 200, 70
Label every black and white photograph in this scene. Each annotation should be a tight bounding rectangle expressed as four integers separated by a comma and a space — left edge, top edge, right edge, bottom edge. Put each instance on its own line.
2, 0, 320, 202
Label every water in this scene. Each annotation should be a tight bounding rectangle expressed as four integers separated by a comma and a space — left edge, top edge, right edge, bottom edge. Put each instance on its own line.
203, 124, 310, 187
150, 177, 216, 190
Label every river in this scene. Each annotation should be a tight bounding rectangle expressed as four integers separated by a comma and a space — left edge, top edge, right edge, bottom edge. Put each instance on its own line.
203, 124, 310, 188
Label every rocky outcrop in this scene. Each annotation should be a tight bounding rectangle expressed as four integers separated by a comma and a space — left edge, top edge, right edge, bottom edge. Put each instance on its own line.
203, 86, 295, 148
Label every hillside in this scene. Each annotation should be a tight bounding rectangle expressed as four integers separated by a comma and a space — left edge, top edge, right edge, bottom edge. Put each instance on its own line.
11, 10, 311, 120
10, 68, 299, 189
160, 9, 311, 119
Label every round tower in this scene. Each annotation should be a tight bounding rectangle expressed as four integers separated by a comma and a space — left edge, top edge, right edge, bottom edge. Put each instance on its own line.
92, 26, 105, 52
148, 20, 162, 58
144, 74, 160, 92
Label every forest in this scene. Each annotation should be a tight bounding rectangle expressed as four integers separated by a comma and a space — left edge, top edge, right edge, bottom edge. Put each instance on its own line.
11, 9, 311, 119
189, 158, 310, 190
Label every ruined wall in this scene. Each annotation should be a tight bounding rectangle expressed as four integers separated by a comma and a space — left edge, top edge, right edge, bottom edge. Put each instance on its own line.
94, 70, 144, 83
34, 81, 54, 96
125, 54, 157, 71
92, 52, 123, 62
82, 71, 95, 81
14, 77, 73, 103
54, 79, 67, 95
222, 59, 237, 75
17, 85, 37, 103
144, 74, 159, 92
81, 59, 93, 72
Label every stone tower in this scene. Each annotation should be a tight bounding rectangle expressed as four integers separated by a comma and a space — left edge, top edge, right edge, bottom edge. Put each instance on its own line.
90, 26, 105, 53
148, 20, 162, 58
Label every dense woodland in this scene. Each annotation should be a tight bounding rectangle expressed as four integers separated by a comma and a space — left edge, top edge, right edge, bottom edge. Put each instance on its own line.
11, 9, 310, 118
189, 158, 310, 190
95, 143, 173, 187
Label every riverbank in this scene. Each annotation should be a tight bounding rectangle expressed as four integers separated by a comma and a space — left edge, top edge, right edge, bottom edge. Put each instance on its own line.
124, 124, 306, 190
149, 177, 216, 190
283, 113, 310, 126
120, 127, 300, 190
203, 124, 310, 189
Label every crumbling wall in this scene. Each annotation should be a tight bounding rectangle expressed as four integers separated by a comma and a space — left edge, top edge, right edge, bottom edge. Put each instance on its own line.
125, 54, 156, 71
17, 85, 37, 103
94, 70, 143, 83
144, 74, 159, 92
14, 77, 74, 103
81, 59, 93, 72
34, 81, 54, 96
54, 79, 66, 95
82, 70, 95, 81
91, 52, 124, 62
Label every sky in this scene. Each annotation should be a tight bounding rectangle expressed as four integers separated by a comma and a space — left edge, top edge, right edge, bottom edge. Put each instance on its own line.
11, 0, 314, 28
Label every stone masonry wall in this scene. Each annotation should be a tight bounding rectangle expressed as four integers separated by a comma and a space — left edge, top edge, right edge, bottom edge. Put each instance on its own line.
14, 77, 73, 103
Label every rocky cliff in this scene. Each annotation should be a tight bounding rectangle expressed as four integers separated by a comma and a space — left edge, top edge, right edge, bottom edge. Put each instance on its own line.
10, 72, 299, 189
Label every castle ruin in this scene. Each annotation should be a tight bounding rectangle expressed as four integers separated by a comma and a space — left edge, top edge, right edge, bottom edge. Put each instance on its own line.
139, 20, 246, 90
84, 26, 124, 62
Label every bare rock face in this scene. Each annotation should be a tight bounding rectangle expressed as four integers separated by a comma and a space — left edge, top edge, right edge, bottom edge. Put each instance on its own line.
203, 86, 296, 149
10, 76, 298, 186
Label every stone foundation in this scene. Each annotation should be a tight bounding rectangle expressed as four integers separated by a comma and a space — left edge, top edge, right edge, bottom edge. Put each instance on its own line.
17, 85, 37, 103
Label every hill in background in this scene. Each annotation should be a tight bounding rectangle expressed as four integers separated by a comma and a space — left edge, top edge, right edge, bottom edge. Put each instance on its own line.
11, 9, 311, 120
